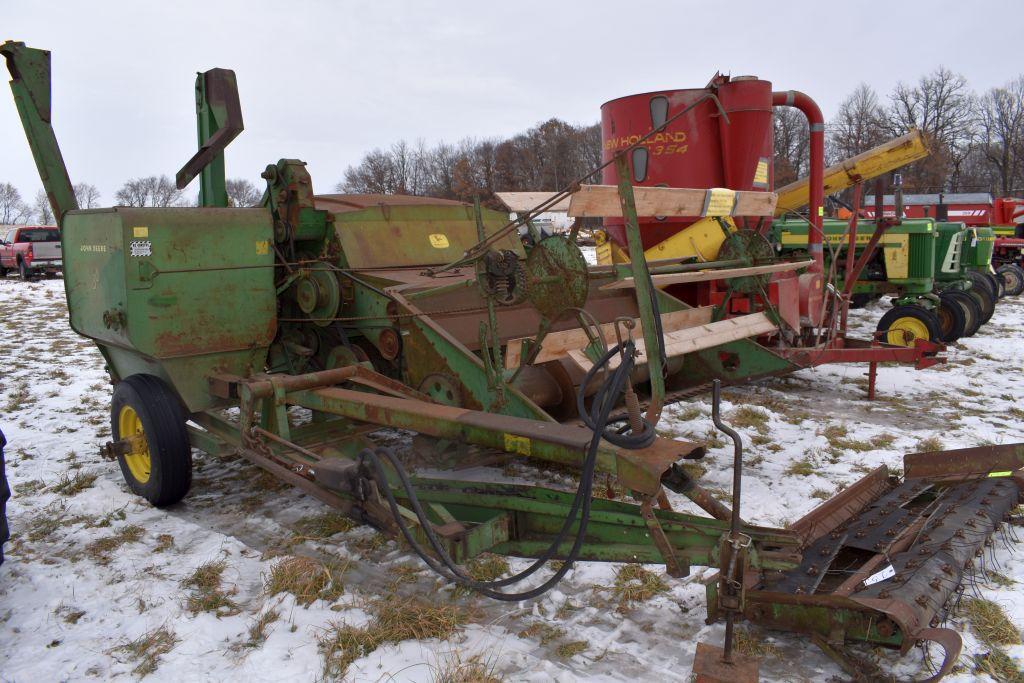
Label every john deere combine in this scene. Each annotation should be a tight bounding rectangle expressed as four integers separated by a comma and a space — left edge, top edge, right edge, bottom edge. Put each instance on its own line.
4, 42, 1022, 681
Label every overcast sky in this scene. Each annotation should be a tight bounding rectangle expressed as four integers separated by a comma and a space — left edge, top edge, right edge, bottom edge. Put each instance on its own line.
3, 0, 1020, 204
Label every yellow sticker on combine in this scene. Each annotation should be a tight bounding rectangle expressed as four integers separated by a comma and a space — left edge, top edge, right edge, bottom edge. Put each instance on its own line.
255, 240, 269, 255
504, 433, 531, 456
429, 233, 450, 249
704, 188, 736, 217
133, 226, 149, 238
988, 471, 1013, 478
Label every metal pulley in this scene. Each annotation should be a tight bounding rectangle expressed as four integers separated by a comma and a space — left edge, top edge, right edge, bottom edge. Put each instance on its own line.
479, 249, 527, 305
291, 263, 340, 326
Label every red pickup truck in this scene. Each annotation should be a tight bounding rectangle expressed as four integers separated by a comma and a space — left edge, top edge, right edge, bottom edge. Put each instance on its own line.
0, 225, 62, 279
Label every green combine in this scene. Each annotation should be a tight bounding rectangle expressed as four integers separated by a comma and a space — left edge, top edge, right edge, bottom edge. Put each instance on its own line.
4, 41, 1023, 681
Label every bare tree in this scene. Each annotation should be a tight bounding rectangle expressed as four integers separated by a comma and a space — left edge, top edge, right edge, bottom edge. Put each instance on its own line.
830, 83, 888, 161
886, 67, 976, 190
976, 76, 1024, 195
32, 189, 54, 224
773, 107, 809, 186
115, 175, 184, 207
0, 183, 30, 224
73, 182, 102, 209
225, 178, 261, 207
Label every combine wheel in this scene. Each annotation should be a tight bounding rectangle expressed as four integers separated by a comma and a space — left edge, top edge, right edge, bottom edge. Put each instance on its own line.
110, 374, 192, 507
876, 305, 942, 347
935, 296, 967, 342
941, 290, 982, 337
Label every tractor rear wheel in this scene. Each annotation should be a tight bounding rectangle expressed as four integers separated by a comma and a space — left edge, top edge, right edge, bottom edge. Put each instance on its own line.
967, 282, 996, 326
990, 272, 1006, 299
997, 265, 1024, 296
876, 305, 942, 347
942, 290, 982, 337
966, 270, 996, 300
935, 296, 967, 342
110, 374, 192, 507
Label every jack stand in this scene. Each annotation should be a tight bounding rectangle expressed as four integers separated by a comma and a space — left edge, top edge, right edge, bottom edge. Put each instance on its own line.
691, 380, 760, 683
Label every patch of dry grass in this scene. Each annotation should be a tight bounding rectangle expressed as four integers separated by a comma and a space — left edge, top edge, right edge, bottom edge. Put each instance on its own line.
517, 621, 566, 645
49, 471, 97, 496
962, 598, 1021, 645
295, 511, 357, 540
785, 459, 815, 477
264, 556, 345, 606
318, 596, 470, 679
112, 625, 178, 677
182, 559, 239, 617
972, 647, 1024, 681
556, 641, 587, 658
733, 628, 779, 658
611, 564, 667, 611
915, 436, 944, 452
85, 524, 145, 564
728, 406, 770, 434
431, 653, 502, 683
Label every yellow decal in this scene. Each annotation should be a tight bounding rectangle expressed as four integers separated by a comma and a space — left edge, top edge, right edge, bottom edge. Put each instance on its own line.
255, 240, 269, 255
988, 471, 1013, 478
504, 433, 531, 456
429, 233, 450, 249
818, 206, 825, 217
704, 188, 736, 217
753, 159, 769, 186
133, 226, 149, 238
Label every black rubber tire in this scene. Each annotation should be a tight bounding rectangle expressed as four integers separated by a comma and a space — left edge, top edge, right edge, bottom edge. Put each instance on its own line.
967, 283, 996, 326
942, 290, 982, 337
989, 272, 1006, 299
966, 270, 996, 300
17, 260, 31, 281
935, 296, 967, 342
110, 374, 192, 507
0, 266, 7, 277
997, 265, 1024, 296
0, 429, 8, 567
876, 305, 943, 346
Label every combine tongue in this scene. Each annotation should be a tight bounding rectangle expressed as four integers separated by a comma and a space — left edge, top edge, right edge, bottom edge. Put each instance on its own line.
745, 444, 1024, 681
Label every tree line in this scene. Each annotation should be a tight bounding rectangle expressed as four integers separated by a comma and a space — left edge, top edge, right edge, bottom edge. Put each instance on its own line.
2, 66, 1020, 224
0, 178, 263, 224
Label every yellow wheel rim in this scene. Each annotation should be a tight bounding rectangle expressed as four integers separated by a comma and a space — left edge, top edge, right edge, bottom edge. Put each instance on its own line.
885, 315, 930, 346
118, 405, 151, 484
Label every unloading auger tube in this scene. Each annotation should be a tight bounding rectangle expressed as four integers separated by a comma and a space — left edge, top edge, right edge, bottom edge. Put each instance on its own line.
5, 40, 1024, 682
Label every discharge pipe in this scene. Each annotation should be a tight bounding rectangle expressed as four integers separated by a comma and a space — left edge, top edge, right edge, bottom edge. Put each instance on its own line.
772, 90, 824, 275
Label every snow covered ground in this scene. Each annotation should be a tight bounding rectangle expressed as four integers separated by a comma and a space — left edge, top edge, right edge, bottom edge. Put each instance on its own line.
1, 275, 1023, 682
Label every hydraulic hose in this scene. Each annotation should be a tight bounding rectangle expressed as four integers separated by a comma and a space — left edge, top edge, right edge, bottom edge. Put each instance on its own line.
360, 340, 654, 601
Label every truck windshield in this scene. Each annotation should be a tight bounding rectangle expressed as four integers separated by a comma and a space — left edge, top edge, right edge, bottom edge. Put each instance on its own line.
16, 229, 60, 243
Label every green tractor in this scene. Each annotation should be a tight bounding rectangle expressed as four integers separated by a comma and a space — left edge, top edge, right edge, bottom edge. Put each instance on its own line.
773, 217, 1001, 345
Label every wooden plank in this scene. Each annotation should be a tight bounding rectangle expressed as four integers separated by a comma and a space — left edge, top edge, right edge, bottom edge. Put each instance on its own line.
504, 307, 714, 369
495, 192, 570, 213
600, 259, 813, 291
567, 185, 778, 218
568, 312, 777, 372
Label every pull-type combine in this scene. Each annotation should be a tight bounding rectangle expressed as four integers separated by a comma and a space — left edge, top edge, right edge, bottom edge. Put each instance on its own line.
4, 42, 1023, 681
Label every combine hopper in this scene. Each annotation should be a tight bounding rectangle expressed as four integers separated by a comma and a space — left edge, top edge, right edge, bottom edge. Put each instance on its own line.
3, 41, 1021, 681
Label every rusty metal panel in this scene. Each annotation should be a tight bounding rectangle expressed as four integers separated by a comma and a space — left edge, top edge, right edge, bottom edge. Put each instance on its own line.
904, 442, 1024, 480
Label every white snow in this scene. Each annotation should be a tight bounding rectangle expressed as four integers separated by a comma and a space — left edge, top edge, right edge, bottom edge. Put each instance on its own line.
1, 275, 1023, 681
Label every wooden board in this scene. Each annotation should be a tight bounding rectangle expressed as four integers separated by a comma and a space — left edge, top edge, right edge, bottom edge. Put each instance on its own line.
567, 185, 777, 218
568, 312, 777, 372
495, 192, 571, 213
504, 307, 714, 369
600, 260, 814, 291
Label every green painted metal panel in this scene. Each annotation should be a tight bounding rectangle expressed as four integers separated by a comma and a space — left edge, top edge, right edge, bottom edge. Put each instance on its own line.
62, 207, 276, 411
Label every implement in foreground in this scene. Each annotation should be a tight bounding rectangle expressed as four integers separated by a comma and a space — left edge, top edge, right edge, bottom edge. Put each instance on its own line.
4, 41, 1022, 681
